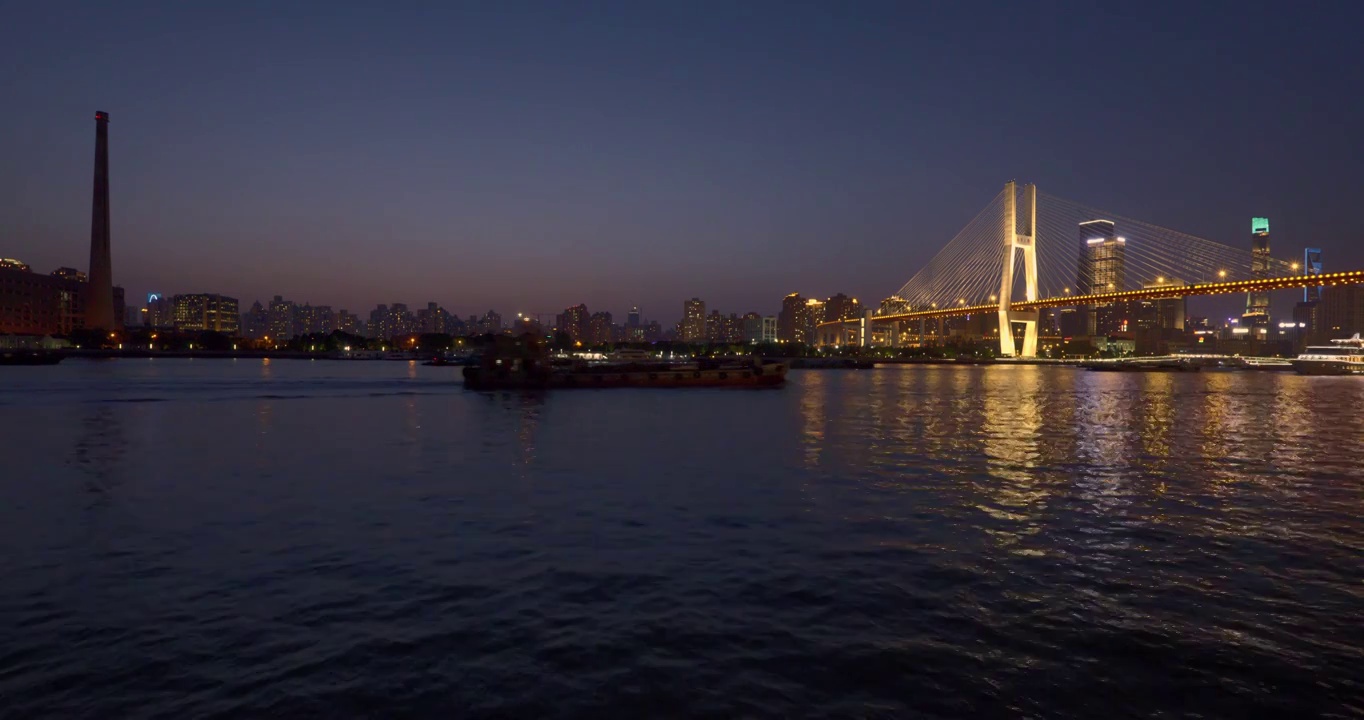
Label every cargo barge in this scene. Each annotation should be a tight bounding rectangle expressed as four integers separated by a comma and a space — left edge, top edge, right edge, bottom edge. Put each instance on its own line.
462, 336, 786, 390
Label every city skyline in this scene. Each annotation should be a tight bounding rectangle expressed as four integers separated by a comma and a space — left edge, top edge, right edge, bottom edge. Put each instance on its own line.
3, 2, 1362, 321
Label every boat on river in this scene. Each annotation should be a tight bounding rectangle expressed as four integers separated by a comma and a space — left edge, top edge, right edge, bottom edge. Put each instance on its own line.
0, 349, 63, 366
462, 335, 786, 390
1292, 334, 1364, 376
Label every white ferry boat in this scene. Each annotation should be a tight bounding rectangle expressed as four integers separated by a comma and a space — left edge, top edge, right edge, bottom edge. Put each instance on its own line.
1292, 334, 1364, 376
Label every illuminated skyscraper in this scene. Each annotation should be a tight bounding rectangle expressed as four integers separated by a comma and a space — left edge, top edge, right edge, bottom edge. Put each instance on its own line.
1245, 217, 1271, 320
86, 111, 116, 330
172, 293, 241, 334
1077, 219, 1127, 335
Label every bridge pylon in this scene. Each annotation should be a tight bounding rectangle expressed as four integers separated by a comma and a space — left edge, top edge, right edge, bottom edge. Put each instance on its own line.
997, 181, 1040, 357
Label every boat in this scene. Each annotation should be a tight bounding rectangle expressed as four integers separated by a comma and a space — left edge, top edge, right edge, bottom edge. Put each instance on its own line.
462, 335, 786, 390
1291, 334, 1364, 376
0, 349, 63, 366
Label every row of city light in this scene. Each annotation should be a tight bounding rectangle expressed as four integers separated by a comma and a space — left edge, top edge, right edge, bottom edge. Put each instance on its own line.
829, 269, 1361, 327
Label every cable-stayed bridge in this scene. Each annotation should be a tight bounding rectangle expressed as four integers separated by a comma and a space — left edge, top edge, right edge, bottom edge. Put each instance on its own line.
817, 182, 1361, 356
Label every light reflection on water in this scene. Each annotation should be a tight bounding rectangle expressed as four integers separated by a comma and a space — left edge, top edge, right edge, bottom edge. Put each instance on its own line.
0, 360, 1360, 717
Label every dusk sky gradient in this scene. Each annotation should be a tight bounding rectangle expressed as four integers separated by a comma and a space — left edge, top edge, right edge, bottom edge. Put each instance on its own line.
3, 1, 1362, 323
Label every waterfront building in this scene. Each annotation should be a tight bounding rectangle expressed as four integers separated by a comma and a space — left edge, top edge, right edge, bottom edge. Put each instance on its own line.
802, 298, 825, 342
762, 316, 777, 343
268, 296, 296, 339
1077, 219, 1128, 336
1293, 300, 1321, 346
558, 304, 589, 341
1245, 217, 1272, 321
706, 310, 724, 342
587, 311, 613, 344
1133, 279, 1187, 354
1321, 284, 1364, 338
336, 309, 360, 335
778, 293, 805, 343
878, 296, 911, 316
476, 310, 502, 334
742, 312, 764, 343
681, 298, 706, 342
241, 301, 268, 338
643, 320, 662, 342
295, 303, 333, 335
172, 293, 240, 334
823, 294, 861, 323
0, 262, 124, 336
0, 258, 31, 272
416, 302, 451, 334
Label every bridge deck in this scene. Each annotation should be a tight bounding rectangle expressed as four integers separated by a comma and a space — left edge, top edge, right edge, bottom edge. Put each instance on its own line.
819, 270, 1363, 328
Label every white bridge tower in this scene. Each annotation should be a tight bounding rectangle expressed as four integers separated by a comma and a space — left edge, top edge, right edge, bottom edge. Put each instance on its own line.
997, 181, 1039, 357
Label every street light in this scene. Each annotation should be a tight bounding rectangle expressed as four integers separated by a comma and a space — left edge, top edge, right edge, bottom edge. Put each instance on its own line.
1218, 269, 1227, 279
1291, 262, 1300, 271
1157, 276, 1165, 283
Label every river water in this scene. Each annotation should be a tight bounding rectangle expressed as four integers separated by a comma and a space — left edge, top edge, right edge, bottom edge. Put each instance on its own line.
1, 359, 1361, 718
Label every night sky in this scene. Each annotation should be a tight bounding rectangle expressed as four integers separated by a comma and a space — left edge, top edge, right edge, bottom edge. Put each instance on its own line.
2, 1, 1361, 323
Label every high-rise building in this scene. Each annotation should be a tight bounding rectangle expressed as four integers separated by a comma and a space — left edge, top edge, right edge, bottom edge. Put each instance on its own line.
146, 293, 175, 328
1078, 219, 1127, 336
802, 298, 825, 342
1246, 217, 1272, 320
587, 311, 613, 344
823, 294, 861, 323
681, 298, 706, 342
1133, 280, 1187, 354
86, 111, 116, 331
335, 309, 360, 335
51, 267, 87, 282
705, 309, 724, 342
878, 296, 911, 316
1293, 300, 1321, 345
761, 316, 777, 343
1320, 285, 1364, 338
267, 296, 296, 339
557, 304, 589, 341
1302, 248, 1324, 302
0, 258, 31, 272
742, 312, 764, 343
476, 310, 502, 334
778, 293, 805, 343
172, 293, 240, 334
417, 302, 450, 334
294, 303, 332, 335
241, 301, 268, 338
627, 306, 640, 328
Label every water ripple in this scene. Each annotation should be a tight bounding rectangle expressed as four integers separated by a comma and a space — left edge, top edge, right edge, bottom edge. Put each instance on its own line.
0, 362, 1361, 717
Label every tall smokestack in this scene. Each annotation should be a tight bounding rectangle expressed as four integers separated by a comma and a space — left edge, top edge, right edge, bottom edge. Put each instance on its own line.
86, 110, 116, 331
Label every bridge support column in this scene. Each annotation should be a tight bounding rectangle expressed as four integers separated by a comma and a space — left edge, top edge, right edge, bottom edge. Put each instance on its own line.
859, 310, 873, 348
997, 181, 1039, 357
